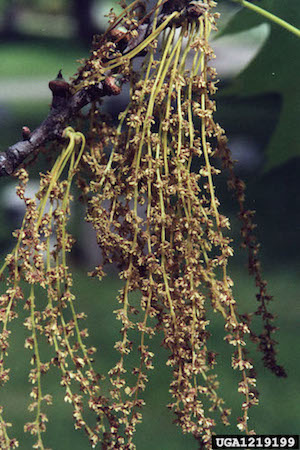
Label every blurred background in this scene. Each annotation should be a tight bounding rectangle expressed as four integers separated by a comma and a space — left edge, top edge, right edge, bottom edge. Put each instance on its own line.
0, 1, 299, 448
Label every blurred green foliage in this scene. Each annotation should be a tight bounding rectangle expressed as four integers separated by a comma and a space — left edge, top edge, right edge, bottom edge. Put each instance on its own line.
220, 0, 300, 169
0, 39, 86, 78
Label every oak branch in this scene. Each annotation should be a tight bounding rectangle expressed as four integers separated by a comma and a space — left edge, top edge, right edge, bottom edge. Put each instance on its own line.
0, 0, 206, 177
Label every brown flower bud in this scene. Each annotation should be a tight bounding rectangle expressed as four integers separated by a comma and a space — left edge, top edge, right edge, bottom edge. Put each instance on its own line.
48, 70, 70, 96
103, 76, 122, 96
22, 126, 31, 140
108, 29, 130, 43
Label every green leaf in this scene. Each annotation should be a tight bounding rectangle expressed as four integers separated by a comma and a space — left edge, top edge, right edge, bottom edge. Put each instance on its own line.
218, 0, 300, 169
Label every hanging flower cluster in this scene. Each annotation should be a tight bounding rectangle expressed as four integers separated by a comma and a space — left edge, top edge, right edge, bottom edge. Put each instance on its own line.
0, 1, 285, 449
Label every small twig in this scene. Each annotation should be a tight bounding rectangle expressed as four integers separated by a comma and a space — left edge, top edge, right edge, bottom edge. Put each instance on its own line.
0, 74, 124, 177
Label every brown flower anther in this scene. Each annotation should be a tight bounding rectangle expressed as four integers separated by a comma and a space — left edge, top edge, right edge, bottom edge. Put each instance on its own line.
103, 76, 122, 96
108, 28, 131, 44
187, 1, 209, 18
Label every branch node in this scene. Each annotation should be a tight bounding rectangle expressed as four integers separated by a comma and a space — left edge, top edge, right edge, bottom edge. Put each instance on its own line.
22, 126, 31, 140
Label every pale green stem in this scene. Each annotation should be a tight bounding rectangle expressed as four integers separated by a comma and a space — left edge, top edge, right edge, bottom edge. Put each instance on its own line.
232, 0, 300, 38
29, 285, 45, 449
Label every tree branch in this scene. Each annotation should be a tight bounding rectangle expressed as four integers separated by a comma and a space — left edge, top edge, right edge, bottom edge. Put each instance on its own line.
0, 0, 204, 177
0, 78, 120, 177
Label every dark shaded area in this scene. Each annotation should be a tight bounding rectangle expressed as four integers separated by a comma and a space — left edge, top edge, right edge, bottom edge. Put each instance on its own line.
248, 158, 300, 262
215, 91, 282, 156
72, 0, 102, 44
211, 91, 300, 263
1, 0, 19, 38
